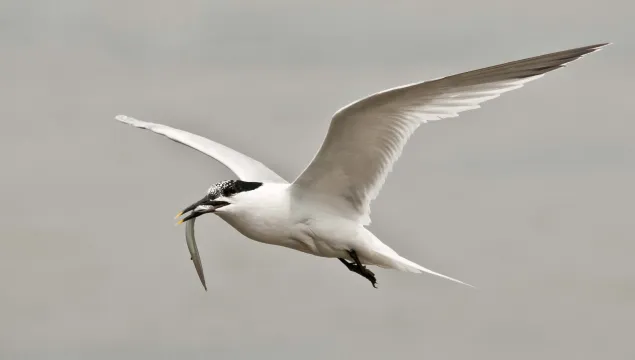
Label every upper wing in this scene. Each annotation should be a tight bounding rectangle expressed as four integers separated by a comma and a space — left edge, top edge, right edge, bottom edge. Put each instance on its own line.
292, 43, 609, 224
115, 115, 288, 184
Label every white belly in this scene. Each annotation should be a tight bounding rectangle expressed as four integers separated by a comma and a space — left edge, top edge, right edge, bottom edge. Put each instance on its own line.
217, 210, 370, 260
217, 211, 291, 244
210, 183, 381, 261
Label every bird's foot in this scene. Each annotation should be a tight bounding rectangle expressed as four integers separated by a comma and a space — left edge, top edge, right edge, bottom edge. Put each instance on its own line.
358, 265, 377, 288
338, 251, 378, 288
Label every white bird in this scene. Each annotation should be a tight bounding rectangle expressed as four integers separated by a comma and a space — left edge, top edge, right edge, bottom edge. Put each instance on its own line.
116, 43, 608, 290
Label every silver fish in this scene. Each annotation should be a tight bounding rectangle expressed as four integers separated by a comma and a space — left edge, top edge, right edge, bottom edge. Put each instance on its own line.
185, 218, 207, 291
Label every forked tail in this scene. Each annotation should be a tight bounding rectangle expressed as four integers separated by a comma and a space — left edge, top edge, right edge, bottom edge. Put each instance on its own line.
360, 228, 474, 287
369, 241, 474, 288
388, 253, 474, 288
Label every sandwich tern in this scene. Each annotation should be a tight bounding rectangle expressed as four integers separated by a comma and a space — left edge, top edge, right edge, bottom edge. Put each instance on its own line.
116, 43, 608, 290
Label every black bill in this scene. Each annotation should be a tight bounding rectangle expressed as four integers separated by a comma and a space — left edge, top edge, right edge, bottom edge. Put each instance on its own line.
176, 200, 229, 224
174, 196, 209, 219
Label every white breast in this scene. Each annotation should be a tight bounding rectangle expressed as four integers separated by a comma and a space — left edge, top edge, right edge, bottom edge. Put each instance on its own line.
214, 183, 373, 258
215, 183, 296, 244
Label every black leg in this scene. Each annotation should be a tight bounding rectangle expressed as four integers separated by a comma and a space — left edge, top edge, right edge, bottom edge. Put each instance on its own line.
338, 258, 356, 271
338, 250, 378, 288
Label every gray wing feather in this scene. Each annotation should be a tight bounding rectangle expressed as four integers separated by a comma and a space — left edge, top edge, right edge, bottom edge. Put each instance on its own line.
115, 115, 288, 184
293, 43, 609, 224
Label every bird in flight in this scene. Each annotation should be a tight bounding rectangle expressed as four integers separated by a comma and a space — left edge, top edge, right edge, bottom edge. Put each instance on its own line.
116, 43, 608, 290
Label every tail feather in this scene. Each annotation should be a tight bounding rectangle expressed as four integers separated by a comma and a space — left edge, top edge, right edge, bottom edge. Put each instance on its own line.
394, 254, 474, 288
372, 248, 474, 288
362, 229, 474, 287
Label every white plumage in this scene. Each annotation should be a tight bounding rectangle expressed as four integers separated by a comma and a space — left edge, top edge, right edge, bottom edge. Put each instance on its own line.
116, 43, 608, 290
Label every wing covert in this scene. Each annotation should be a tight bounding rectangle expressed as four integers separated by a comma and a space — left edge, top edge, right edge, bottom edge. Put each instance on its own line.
115, 115, 288, 184
292, 43, 608, 224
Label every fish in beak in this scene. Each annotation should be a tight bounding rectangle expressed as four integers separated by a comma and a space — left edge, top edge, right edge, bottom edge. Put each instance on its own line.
175, 196, 230, 224
175, 196, 230, 291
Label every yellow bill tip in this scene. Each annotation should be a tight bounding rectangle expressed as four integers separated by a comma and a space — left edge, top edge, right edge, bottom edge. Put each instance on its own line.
174, 211, 183, 219
175, 219, 185, 226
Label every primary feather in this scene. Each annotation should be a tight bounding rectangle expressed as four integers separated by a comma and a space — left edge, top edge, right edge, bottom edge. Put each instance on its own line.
292, 43, 609, 224
115, 43, 608, 289
115, 115, 288, 184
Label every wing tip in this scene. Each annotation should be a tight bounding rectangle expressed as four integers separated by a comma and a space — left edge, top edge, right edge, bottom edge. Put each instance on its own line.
591, 42, 612, 50
115, 114, 135, 124
115, 114, 149, 129
554, 42, 611, 70
580, 42, 612, 56
510, 42, 611, 80
115, 114, 134, 125
114, 114, 130, 122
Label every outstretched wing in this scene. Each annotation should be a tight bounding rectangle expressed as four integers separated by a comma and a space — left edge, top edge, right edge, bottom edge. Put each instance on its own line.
115, 115, 288, 184
292, 43, 608, 224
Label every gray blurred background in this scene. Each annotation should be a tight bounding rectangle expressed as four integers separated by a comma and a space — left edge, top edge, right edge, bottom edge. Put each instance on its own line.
1, 0, 633, 359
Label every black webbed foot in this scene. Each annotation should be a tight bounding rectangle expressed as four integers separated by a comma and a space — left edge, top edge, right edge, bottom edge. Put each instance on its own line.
338, 250, 378, 288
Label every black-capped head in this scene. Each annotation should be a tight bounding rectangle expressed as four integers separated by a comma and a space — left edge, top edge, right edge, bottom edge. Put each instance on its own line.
175, 180, 263, 223
206, 180, 263, 199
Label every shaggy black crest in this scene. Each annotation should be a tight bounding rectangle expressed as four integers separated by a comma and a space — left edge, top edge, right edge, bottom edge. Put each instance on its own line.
207, 180, 262, 198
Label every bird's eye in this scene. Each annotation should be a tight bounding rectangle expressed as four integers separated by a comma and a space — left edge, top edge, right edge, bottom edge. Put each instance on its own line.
223, 188, 235, 197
